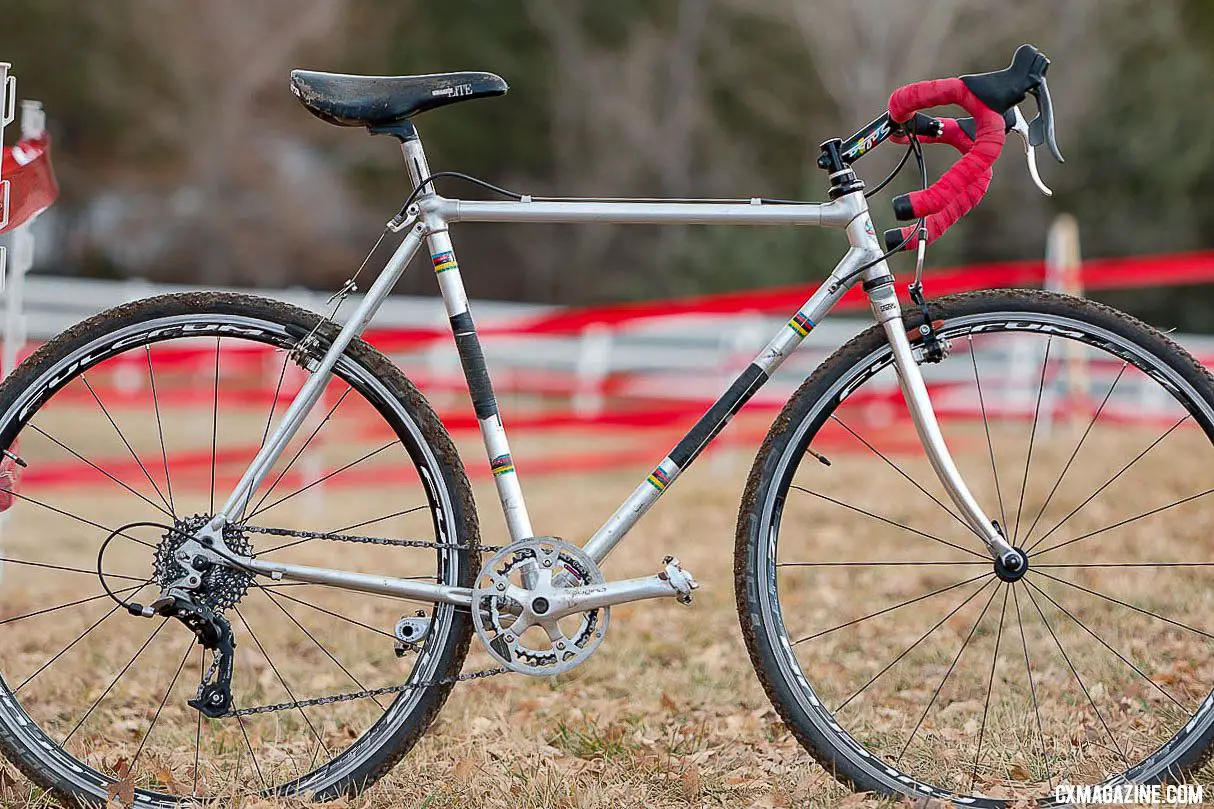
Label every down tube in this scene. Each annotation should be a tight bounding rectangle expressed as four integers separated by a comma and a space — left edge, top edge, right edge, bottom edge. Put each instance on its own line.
581, 251, 865, 565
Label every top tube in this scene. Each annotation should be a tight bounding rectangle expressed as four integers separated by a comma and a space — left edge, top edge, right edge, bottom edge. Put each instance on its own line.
426, 195, 854, 228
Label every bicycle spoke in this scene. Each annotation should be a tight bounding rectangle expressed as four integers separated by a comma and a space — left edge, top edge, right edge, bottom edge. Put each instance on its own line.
1031, 569, 1214, 641
28, 424, 173, 519
1035, 562, 1214, 568
792, 486, 985, 559
1013, 337, 1051, 544
247, 441, 396, 521
0, 487, 156, 549
897, 582, 1001, 763
210, 337, 220, 514
0, 582, 147, 627
1, 556, 145, 581
238, 349, 291, 518
1033, 486, 1214, 559
970, 584, 1009, 790
16, 579, 155, 692
129, 639, 193, 773
793, 572, 992, 645
830, 416, 973, 537
146, 345, 175, 516
256, 504, 430, 555
1023, 583, 1129, 768
1026, 416, 1188, 553
332, 505, 430, 533
63, 618, 168, 745
235, 713, 268, 790
259, 588, 386, 710
249, 584, 397, 638
80, 374, 172, 515
245, 385, 353, 518
1012, 584, 1052, 790
969, 335, 1008, 531
193, 648, 203, 796
835, 577, 995, 712
1022, 362, 1127, 545
1025, 577, 1187, 711
234, 607, 332, 761
778, 560, 988, 568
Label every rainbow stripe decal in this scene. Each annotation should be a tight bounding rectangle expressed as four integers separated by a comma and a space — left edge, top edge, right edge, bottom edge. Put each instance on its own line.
788, 312, 814, 337
646, 466, 672, 492
490, 453, 514, 477
432, 251, 458, 274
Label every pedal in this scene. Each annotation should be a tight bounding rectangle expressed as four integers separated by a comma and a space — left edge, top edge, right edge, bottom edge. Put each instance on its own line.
659, 555, 699, 605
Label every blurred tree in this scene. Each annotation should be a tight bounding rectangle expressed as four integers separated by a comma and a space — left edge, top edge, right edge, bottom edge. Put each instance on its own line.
2, 0, 1214, 330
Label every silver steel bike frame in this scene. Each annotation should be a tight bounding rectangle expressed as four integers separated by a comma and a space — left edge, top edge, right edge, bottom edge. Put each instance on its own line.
204, 131, 1015, 612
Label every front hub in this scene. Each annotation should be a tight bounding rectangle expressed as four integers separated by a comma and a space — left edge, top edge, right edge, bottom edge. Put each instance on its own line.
994, 547, 1029, 583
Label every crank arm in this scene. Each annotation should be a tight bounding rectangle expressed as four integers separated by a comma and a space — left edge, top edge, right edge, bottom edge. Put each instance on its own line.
240, 556, 474, 608
542, 558, 699, 621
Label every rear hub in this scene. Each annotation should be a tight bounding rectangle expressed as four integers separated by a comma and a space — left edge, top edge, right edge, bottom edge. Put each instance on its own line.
154, 514, 255, 612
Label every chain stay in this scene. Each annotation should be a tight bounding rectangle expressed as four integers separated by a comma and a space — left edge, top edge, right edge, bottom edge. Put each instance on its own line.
214, 524, 507, 716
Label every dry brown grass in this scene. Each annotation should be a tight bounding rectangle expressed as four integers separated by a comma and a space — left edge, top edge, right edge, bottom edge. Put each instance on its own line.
1, 384, 1214, 808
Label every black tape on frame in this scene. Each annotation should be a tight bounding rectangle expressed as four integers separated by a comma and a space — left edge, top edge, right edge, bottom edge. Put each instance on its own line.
669, 363, 768, 468
450, 311, 498, 420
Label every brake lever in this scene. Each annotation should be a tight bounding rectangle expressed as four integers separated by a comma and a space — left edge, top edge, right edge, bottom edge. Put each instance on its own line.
1011, 106, 1052, 197
1028, 78, 1064, 164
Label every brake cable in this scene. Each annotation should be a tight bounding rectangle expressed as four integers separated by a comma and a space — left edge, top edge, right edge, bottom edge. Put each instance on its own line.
865, 141, 915, 198
903, 132, 947, 362
828, 131, 928, 293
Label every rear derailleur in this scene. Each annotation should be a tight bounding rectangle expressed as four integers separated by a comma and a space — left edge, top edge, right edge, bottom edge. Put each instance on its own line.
137, 593, 236, 718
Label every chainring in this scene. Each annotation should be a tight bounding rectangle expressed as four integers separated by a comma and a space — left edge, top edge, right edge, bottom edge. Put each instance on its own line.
471, 537, 609, 676
154, 514, 254, 612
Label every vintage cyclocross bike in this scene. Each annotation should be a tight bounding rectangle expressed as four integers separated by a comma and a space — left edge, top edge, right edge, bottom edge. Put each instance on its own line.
3, 44, 1214, 807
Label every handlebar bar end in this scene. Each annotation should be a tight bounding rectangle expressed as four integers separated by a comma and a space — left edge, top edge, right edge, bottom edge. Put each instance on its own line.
883, 228, 907, 253
891, 194, 915, 222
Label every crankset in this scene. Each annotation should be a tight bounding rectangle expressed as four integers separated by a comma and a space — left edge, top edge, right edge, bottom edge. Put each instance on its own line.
471, 537, 610, 676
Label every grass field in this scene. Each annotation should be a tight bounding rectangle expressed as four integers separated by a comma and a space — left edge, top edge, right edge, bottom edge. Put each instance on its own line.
1, 345, 1213, 808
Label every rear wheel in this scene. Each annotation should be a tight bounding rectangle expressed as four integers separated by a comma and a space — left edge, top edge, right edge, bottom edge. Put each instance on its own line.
0, 293, 479, 805
737, 290, 1214, 805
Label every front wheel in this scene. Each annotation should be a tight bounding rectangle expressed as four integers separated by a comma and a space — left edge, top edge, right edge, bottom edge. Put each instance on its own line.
737, 290, 1214, 806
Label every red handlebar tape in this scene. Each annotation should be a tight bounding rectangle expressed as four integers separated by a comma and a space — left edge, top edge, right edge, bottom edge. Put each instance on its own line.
887, 78, 1005, 249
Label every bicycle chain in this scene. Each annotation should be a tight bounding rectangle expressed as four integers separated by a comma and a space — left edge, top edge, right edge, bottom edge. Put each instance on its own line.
215, 524, 509, 718
227, 666, 509, 717
243, 524, 504, 553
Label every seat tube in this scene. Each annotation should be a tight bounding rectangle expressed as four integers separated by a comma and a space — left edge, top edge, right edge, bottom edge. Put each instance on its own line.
400, 134, 535, 543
